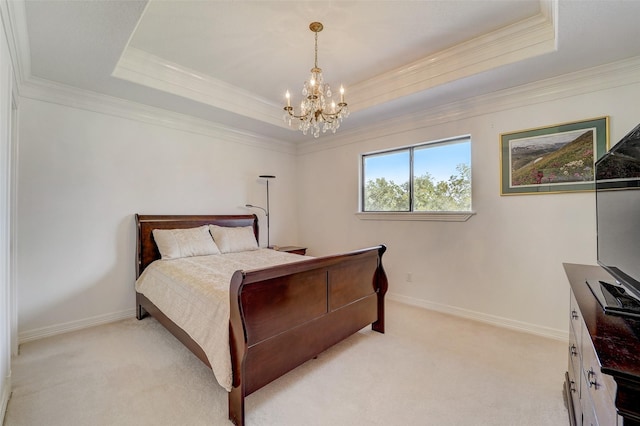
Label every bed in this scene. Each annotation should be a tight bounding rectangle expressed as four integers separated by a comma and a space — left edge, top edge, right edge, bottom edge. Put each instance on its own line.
134, 214, 388, 425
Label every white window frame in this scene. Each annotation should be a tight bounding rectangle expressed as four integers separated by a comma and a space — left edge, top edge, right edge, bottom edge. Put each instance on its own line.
357, 136, 475, 222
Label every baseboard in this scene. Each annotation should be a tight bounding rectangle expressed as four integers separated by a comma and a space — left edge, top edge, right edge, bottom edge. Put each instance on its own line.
15, 296, 568, 345
387, 293, 568, 341
18, 308, 137, 344
1, 373, 10, 425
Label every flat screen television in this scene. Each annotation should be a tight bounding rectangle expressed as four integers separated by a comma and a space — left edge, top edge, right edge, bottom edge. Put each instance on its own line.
588, 122, 640, 317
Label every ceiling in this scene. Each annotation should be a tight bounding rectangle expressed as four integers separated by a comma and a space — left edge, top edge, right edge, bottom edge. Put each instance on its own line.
13, 0, 640, 144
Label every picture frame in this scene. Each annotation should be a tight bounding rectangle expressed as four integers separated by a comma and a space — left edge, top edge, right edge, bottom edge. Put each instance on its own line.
500, 116, 609, 195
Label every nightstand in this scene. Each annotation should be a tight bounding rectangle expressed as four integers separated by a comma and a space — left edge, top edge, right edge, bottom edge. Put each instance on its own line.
275, 246, 307, 255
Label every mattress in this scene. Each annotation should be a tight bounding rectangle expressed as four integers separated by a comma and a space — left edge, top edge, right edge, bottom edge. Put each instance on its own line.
135, 249, 310, 391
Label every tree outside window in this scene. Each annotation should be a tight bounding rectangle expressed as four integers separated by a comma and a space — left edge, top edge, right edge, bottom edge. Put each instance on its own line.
362, 137, 472, 212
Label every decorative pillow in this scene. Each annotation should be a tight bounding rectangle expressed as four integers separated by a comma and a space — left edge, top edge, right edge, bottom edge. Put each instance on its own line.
209, 225, 259, 253
152, 225, 221, 259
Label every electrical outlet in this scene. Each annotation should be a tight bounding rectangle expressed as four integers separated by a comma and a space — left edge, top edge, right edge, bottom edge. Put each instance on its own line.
406, 272, 413, 282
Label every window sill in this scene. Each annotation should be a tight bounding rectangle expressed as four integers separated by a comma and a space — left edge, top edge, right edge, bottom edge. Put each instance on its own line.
355, 211, 475, 222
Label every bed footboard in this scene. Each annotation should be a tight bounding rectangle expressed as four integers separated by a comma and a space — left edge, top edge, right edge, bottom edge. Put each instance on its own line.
134, 214, 387, 426
228, 245, 387, 426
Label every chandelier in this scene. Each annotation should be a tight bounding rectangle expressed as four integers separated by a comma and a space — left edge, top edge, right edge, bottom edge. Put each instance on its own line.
283, 22, 349, 138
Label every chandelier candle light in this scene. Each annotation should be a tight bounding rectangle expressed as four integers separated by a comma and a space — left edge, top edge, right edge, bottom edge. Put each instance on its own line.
283, 22, 349, 138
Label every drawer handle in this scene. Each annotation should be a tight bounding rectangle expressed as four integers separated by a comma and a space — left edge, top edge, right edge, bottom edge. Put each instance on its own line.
569, 344, 578, 357
571, 310, 579, 320
587, 368, 599, 389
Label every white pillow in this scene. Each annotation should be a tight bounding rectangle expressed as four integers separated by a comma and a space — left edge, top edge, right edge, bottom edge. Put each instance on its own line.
209, 225, 259, 253
153, 225, 221, 259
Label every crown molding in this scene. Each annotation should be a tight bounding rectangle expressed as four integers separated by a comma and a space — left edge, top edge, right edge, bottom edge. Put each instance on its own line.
1, 0, 294, 153
0, 0, 30, 89
19, 77, 296, 155
111, 3, 557, 128
3, 0, 560, 149
342, 10, 556, 111
297, 55, 640, 155
113, 46, 287, 128
7, 0, 625, 160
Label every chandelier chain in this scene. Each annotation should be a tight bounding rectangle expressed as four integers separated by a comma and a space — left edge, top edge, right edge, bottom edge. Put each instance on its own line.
314, 30, 318, 70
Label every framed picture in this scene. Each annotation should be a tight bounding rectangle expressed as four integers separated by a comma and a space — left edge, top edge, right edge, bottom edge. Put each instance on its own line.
500, 116, 609, 195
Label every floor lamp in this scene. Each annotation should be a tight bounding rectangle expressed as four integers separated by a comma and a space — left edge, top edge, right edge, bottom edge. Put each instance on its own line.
245, 174, 275, 247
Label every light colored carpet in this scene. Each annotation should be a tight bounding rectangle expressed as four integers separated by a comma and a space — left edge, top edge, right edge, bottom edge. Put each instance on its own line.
4, 300, 569, 425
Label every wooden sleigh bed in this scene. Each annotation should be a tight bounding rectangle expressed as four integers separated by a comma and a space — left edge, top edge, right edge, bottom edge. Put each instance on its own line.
134, 214, 388, 425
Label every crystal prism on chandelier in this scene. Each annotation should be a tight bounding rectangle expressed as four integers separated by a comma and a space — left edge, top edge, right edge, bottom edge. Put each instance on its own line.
283, 22, 349, 138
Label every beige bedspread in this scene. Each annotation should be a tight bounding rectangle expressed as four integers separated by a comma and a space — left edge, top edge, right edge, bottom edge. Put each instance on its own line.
134, 249, 310, 391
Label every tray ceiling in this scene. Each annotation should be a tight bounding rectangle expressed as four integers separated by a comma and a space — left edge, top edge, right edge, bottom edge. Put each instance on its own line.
13, 0, 640, 143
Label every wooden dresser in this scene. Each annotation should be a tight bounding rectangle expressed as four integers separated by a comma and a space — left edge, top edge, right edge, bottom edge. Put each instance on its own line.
563, 263, 640, 426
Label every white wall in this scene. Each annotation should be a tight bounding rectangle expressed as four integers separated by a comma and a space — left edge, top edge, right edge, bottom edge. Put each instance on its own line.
296, 62, 640, 338
12, 55, 640, 347
16, 98, 299, 339
0, 5, 15, 419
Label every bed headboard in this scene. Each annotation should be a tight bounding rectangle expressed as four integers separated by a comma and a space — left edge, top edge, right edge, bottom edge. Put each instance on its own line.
135, 214, 259, 278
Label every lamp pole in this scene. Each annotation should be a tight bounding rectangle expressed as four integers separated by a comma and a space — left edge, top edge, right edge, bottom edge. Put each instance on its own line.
260, 175, 275, 247
246, 175, 275, 247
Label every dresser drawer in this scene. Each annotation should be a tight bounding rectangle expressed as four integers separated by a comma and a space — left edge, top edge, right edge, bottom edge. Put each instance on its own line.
570, 290, 582, 339
564, 264, 640, 426
568, 323, 581, 396
580, 389, 599, 426
581, 320, 618, 426
567, 358, 580, 424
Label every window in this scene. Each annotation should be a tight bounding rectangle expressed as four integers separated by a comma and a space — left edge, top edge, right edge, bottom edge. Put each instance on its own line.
361, 136, 472, 213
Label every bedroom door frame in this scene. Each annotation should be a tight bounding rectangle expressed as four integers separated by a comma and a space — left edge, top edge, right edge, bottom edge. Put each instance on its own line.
9, 93, 17, 356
